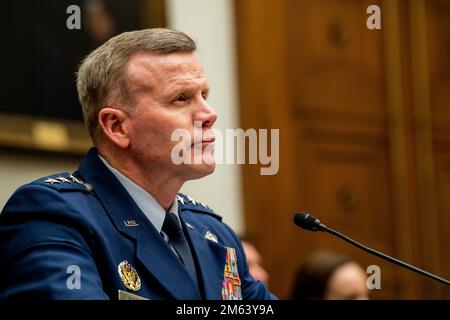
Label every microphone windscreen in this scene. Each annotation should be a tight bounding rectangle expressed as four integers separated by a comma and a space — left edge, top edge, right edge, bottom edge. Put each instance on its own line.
293, 212, 319, 231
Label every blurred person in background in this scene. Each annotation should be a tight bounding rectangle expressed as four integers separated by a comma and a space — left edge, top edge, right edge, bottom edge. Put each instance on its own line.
292, 250, 369, 300
241, 237, 269, 287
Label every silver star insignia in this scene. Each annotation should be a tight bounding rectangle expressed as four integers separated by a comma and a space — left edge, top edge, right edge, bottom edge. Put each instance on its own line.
176, 195, 185, 205
44, 178, 60, 184
187, 196, 197, 205
200, 202, 210, 209
68, 174, 83, 184
56, 176, 71, 183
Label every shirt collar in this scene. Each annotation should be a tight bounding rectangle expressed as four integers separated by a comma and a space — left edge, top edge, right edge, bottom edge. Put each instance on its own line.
98, 154, 180, 233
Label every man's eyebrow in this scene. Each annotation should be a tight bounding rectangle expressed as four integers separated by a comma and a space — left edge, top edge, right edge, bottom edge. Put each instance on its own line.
165, 84, 210, 97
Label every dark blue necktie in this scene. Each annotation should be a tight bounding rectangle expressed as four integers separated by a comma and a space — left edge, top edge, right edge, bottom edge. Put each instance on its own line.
162, 212, 199, 288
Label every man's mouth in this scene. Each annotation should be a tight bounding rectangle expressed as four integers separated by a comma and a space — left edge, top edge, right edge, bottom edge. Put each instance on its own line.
192, 136, 216, 147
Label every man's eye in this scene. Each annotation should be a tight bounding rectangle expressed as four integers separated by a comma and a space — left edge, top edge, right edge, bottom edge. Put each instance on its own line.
175, 94, 188, 102
173, 94, 188, 104
202, 92, 208, 100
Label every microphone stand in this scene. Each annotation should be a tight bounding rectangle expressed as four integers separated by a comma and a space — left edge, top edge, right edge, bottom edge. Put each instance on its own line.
323, 226, 450, 286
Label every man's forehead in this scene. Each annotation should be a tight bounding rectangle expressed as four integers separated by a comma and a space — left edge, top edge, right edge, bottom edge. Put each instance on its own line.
126, 51, 206, 85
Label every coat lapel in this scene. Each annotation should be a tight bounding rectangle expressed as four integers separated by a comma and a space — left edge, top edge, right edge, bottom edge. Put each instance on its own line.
77, 148, 201, 299
180, 213, 227, 300
77, 148, 141, 241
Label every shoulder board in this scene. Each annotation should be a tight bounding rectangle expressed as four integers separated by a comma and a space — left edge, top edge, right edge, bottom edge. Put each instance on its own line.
177, 193, 222, 221
32, 173, 94, 193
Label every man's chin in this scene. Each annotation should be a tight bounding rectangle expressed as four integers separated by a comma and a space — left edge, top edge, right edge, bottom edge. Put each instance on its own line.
184, 162, 216, 181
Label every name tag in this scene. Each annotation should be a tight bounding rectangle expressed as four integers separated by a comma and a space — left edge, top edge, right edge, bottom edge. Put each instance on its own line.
118, 290, 149, 300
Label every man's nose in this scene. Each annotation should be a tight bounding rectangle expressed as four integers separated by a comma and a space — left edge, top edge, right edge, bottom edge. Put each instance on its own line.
195, 100, 217, 128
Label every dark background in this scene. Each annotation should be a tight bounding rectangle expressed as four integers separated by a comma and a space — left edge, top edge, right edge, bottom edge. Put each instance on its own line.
2, 0, 141, 121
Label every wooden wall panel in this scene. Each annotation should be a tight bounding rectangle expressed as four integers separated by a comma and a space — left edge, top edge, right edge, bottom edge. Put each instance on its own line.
287, 0, 384, 114
427, 0, 450, 299
286, 0, 400, 298
434, 153, 450, 299
427, 0, 450, 119
235, 0, 450, 299
235, 0, 301, 299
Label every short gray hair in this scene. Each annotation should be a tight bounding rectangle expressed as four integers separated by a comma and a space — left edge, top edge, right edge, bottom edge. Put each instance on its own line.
76, 28, 196, 140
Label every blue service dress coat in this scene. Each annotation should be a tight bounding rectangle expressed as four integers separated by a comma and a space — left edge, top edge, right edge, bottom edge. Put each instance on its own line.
0, 148, 276, 300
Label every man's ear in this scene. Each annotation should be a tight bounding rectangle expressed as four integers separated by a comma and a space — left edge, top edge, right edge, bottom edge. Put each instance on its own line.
98, 107, 131, 148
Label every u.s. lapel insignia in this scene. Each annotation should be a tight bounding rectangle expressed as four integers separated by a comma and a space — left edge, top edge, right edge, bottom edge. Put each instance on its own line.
118, 260, 141, 292
124, 220, 139, 227
221, 247, 242, 300
205, 230, 218, 243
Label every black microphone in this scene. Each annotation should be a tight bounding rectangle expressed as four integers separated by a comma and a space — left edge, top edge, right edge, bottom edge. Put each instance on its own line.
293, 212, 450, 287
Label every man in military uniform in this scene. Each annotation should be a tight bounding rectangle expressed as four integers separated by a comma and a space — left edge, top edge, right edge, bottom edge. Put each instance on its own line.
0, 29, 276, 300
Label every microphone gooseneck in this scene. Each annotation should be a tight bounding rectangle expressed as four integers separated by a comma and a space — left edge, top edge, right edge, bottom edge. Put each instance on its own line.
293, 212, 450, 287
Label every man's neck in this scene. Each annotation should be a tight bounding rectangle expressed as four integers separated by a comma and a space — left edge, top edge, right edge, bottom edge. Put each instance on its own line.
99, 151, 183, 210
